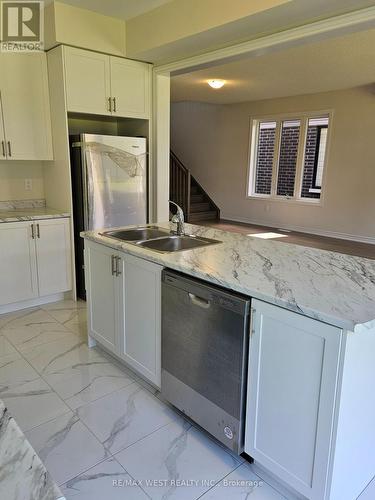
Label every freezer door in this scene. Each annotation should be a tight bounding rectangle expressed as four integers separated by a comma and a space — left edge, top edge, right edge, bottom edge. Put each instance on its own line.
82, 134, 147, 230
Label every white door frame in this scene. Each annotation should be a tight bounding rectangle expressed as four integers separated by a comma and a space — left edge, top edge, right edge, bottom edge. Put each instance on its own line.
152, 5, 375, 223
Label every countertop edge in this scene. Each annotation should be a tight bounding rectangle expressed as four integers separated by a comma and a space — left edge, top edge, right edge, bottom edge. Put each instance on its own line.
0, 213, 70, 223
0, 400, 65, 500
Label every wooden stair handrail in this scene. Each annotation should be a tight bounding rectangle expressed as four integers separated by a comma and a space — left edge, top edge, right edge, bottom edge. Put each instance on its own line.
170, 151, 191, 221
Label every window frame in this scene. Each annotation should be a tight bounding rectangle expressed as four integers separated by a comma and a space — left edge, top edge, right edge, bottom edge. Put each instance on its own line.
247, 110, 333, 205
310, 124, 328, 191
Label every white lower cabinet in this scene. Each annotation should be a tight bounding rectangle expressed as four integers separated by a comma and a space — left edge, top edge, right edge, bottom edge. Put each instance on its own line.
0, 222, 38, 305
119, 253, 162, 385
85, 243, 118, 353
35, 219, 72, 296
245, 299, 342, 500
0, 218, 71, 308
85, 241, 162, 387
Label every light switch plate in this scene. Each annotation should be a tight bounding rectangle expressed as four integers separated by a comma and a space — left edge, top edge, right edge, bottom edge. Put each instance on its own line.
24, 179, 32, 191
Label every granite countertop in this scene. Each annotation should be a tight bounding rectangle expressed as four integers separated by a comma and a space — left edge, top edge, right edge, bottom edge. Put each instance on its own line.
0, 208, 70, 223
0, 400, 64, 500
82, 222, 375, 333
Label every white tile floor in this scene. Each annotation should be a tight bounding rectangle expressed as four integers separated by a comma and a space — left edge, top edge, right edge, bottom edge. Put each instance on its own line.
0, 299, 373, 500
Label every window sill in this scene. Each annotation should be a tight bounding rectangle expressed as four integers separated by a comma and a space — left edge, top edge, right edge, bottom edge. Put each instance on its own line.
246, 195, 322, 206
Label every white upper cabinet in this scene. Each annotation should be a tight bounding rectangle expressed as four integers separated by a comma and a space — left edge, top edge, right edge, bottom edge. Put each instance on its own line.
245, 299, 342, 500
63, 47, 151, 119
0, 52, 53, 160
110, 57, 151, 119
64, 46, 111, 116
0, 101, 6, 159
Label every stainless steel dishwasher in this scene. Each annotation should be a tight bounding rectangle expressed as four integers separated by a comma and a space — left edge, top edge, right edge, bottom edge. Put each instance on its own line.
161, 269, 251, 454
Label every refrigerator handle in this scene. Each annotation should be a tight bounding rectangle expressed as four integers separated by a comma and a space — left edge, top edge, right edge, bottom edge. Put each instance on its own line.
108, 97, 112, 113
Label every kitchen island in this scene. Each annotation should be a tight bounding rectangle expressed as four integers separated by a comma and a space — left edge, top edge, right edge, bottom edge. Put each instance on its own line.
82, 222, 375, 500
83, 222, 375, 331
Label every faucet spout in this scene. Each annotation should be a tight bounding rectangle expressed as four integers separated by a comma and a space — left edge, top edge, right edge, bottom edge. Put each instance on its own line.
168, 200, 185, 236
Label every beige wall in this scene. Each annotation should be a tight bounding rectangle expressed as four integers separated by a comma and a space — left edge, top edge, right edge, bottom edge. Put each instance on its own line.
171, 87, 375, 241
126, 0, 290, 61
126, 0, 375, 63
0, 162, 44, 201
45, 2, 126, 56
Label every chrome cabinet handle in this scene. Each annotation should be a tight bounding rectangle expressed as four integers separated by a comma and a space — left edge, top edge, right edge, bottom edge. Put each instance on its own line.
108, 97, 112, 112
113, 97, 116, 112
7, 141, 11, 157
111, 255, 116, 275
31, 224, 35, 239
36, 223, 40, 239
115, 256, 121, 276
1, 141, 5, 157
188, 293, 210, 309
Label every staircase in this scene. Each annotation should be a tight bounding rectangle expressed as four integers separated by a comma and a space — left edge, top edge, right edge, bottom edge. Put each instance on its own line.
170, 151, 220, 223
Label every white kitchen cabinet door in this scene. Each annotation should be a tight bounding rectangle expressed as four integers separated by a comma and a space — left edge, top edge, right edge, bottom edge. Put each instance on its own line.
110, 57, 151, 119
64, 47, 111, 115
35, 218, 72, 297
245, 299, 342, 500
0, 93, 6, 159
0, 222, 38, 305
0, 52, 53, 160
119, 253, 162, 386
85, 242, 118, 353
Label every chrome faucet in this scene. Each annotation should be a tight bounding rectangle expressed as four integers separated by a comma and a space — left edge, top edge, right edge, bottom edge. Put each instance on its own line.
169, 200, 185, 236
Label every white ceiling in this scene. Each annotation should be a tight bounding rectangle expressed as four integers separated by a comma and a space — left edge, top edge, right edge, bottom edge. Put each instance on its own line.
45, 0, 172, 20
171, 29, 375, 104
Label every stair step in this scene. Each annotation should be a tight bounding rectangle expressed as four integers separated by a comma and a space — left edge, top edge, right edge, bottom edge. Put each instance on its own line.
190, 194, 205, 203
190, 202, 211, 213
189, 210, 219, 222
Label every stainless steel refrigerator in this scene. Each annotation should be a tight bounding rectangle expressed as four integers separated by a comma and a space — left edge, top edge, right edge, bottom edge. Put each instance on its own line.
70, 133, 148, 299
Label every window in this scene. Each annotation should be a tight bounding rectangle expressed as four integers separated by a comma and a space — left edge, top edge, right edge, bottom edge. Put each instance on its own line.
253, 121, 276, 195
248, 113, 331, 202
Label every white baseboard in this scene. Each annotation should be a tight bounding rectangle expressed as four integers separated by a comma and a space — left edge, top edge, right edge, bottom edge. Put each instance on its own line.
0, 293, 66, 315
220, 213, 375, 245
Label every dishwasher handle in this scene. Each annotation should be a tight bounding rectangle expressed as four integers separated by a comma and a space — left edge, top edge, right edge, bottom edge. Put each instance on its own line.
163, 270, 250, 315
188, 292, 211, 309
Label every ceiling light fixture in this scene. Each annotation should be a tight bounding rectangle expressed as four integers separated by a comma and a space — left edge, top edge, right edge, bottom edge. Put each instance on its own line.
207, 79, 225, 89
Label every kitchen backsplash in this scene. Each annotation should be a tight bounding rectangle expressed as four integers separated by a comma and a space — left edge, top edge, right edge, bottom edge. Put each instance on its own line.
0, 199, 46, 210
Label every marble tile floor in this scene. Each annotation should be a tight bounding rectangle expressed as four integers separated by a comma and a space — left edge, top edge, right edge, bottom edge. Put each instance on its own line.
0, 299, 373, 500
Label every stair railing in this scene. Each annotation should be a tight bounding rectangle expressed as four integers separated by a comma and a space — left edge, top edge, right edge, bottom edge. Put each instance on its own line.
170, 151, 191, 221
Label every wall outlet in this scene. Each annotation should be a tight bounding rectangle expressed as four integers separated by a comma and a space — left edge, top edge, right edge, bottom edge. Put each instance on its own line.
24, 179, 32, 191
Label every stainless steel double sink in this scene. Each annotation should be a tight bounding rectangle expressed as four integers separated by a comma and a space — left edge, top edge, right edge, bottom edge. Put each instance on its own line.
101, 226, 221, 253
